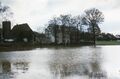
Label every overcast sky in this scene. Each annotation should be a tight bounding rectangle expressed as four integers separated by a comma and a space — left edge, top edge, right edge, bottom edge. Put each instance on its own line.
1, 0, 120, 34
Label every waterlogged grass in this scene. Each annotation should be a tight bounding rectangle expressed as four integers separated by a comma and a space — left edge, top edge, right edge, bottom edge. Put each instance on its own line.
0, 41, 120, 52
96, 40, 120, 45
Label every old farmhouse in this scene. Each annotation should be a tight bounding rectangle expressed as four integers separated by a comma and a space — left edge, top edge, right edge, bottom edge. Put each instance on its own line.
0, 21, 34, 43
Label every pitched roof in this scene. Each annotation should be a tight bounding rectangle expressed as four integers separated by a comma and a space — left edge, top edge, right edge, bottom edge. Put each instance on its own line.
11, 23, 33, 39
12, 23, 33, 32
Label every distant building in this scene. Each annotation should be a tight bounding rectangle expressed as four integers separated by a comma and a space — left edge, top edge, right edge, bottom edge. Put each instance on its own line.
0, 21, 34, 43
45, 25, 70, 44
11, 23, 34, 43
45, 25, 80, 44
115, 35, 120, 40
34, 32, 47, 44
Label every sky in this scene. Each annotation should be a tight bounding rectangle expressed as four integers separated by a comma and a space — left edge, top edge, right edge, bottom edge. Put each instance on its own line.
1, 0, 120, 34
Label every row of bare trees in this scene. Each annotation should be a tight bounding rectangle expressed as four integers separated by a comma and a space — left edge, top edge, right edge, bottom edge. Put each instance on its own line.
45, 8, 104, 45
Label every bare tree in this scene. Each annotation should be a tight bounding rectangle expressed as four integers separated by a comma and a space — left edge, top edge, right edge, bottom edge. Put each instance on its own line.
58, 14, 72, 45
72, 16, 82, 43
47, 17, 59, 44
0, 2, 13, 22
46, 14, 83, 45
59, 14, 71, 26
82, 8, 104, 45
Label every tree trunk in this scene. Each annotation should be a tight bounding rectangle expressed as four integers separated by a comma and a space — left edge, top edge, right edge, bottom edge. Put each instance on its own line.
92, 23, 96, 46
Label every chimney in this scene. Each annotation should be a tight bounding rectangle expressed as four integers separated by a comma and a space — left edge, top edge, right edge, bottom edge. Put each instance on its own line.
2, 21, 11, 39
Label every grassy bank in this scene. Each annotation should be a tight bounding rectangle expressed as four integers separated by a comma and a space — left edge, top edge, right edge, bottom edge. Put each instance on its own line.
96, 40, 120, 45
0, 42, 94, 52
1, 41, 120, 52
0, 43, 36, 52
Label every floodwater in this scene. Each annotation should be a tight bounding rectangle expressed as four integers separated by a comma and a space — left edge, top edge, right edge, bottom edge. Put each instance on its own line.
0, 45, 120, 79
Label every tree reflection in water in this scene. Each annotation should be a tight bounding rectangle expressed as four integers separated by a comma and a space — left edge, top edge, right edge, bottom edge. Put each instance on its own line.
13, 61, 29, 73
0, 60, 29, 79
49, 47, 107, 79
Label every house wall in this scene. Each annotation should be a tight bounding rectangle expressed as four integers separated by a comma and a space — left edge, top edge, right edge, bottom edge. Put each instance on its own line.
45, 26, 71, 44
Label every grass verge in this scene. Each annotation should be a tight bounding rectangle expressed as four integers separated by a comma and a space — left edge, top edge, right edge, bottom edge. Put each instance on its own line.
96, 40, 120, 45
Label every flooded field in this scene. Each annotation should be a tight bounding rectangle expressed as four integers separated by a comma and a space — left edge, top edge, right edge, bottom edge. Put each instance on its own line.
0, 45, 119, 79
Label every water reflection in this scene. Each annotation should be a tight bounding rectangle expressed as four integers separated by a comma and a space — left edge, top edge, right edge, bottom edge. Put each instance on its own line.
2, 61, 11, 73
13, 61, 29, 73
0, 60, 29, 79
49, 47, 107, 79
0, 46, 110, 79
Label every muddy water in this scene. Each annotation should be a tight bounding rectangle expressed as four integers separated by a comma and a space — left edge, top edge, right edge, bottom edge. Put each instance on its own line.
0, 46, 119, 79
